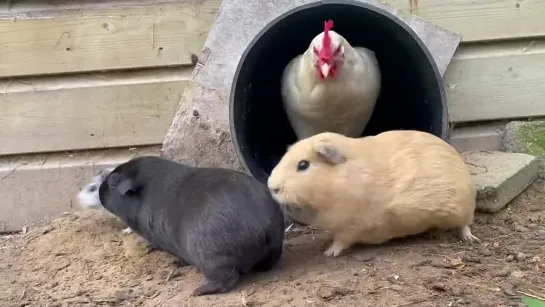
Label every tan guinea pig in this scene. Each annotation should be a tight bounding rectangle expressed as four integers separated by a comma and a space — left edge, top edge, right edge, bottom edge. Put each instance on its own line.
267, 130, 480, 257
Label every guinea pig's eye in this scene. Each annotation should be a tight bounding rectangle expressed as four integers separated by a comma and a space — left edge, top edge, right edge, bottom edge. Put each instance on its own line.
88, 185, 97, 192
297, 160, 310, 172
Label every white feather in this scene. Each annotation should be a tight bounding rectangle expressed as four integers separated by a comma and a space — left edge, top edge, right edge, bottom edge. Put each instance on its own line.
281, 30, 382, 140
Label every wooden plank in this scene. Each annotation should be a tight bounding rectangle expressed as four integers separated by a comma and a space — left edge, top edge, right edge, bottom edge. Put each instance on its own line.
0, 67, 192, 156
445, 39, 545, 123
382, 0, 545, 42
0, 146, 161, 231
0, 1, 220, 77
1, 0, 192, 13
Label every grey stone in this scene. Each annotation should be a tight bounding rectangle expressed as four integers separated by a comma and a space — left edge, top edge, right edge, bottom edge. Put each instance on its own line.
463, 151, 538, 213
503, 120, 545, 180
161, 0, 461, 170
449, 122, 506, 153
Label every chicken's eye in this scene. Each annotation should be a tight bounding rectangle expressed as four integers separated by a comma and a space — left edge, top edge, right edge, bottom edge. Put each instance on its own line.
313, 46, 319, 55
297, 160, 310, 172
334, 46, 342, 56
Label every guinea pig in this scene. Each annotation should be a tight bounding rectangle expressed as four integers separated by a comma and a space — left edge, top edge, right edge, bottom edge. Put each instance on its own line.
267, 130, 479, 257
77, 167, 133, 234
98, 156, 285, 296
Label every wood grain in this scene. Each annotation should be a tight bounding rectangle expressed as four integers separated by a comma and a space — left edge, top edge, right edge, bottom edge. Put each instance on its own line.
382, 0, 545, 42
445, 39, 545, 122
0, 67, 192, 156
0, 1, 220, 77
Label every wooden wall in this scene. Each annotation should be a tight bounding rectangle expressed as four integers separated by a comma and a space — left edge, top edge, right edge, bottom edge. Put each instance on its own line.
0, 0, 221, 231
381, 0, 545, 151
1, 0, 542, 230
379, 0, 545, 124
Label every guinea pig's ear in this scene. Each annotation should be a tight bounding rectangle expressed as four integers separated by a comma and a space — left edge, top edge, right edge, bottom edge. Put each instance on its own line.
314, 142, 346, 165
117, 178, 136, 196
107, 173, 137, 195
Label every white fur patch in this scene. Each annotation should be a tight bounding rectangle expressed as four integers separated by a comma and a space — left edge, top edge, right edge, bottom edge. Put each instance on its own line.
270, 192, 288, 206
122, 227, 133, 234
76, 168, 114, 209
77, 182, 102, 209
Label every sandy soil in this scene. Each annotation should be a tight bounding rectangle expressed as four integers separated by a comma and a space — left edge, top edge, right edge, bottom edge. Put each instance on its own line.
1, 181, 544, 307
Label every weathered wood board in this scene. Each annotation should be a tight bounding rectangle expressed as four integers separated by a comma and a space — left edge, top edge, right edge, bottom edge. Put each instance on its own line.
0, 67, 192, 156
382, 0, 545, 42
0, 146, 160, 231
0, 0, 220, 77
445, 39, 545, 123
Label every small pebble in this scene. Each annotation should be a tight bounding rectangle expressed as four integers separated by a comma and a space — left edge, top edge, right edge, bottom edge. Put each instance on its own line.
506, 255, 515, 262
48, 281, 59, 289
495, 226, 510, 235
462, 255, 481, 263
502, 284, 517, 296
431, 283, 447, 292
528, 216, 539, 223
386, 275, 402, 284
515, 225, 528, 232
494, 267, 512, 277
527, 223, 538, 229
353, 254, 375, 262
516, 253, 526, 261
317, 288, 334, 299
389, 284, 403, 292
479, 249, 493, 257
126, 280, 141, 288
456, 298, 468, 305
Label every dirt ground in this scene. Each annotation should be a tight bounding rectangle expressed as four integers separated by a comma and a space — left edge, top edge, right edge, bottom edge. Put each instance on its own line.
1, 181, 544, 307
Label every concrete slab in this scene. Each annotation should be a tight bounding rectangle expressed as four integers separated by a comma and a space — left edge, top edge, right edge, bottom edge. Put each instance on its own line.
503, 120, 545, 179
161, 0, 461, 169
449, 122, 506, 153
462, 151, 538, 213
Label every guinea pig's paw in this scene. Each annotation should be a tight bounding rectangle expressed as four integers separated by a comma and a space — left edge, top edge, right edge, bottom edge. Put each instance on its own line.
192, 274, 240, 296
324, 240, 349, 257
122, 227, 133, 235
458, 225, 480, 243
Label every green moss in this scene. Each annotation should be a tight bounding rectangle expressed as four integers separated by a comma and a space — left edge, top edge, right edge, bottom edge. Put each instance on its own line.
522, 295, 545, 307
516, 122, 545, 157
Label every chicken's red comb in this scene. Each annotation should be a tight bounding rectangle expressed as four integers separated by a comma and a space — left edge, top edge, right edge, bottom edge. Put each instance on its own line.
321, 19, 334, 59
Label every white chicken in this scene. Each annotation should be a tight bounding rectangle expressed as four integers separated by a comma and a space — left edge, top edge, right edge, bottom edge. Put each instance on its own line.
281, 19, 382, 140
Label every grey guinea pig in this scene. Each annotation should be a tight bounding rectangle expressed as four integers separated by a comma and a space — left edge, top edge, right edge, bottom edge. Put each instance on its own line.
97, 156, 285, 296
76, 167, 133, 234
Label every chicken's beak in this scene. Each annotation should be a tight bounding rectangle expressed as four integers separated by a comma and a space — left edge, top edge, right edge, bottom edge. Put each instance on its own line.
320, 63, 331, 78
